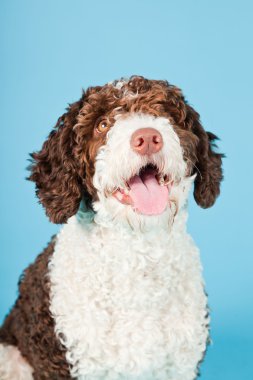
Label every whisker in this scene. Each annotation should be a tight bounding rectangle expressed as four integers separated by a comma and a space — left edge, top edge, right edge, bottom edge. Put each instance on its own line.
184, 156, 202, 180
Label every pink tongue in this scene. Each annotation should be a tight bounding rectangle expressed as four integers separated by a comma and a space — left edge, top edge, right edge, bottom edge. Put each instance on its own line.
128, 169, 169, 215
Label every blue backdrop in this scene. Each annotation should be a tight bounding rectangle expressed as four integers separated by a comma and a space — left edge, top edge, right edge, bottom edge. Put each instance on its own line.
1, 0, 252, 378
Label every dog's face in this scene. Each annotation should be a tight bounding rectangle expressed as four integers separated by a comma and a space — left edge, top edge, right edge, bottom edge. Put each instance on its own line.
29, 76, 223, 229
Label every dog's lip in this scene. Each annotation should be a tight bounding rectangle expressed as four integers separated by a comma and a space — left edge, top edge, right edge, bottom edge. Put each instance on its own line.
126, 164, 171, 187
112, 188, 133, 205
112, 165, 173, 194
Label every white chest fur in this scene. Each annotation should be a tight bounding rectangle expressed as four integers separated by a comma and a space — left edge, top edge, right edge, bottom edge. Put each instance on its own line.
48, 213, 209, 380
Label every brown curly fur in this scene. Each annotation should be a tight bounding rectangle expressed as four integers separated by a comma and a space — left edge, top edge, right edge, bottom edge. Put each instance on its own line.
29, 75, 223, 223
0, 76, 223, 376
0, 239, 71, 379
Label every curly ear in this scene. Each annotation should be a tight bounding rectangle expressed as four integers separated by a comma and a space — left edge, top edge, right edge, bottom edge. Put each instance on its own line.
28, 99, 85, 223
186, 105, 224, 208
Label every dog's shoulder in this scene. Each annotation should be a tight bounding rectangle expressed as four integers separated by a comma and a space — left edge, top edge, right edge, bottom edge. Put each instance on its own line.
0, 237, 71, 379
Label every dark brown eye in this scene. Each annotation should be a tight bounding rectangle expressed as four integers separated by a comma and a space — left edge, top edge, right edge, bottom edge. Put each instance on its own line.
96, 120, 110, 133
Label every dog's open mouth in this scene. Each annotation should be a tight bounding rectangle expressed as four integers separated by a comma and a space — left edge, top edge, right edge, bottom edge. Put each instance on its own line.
113, 165, 172, 215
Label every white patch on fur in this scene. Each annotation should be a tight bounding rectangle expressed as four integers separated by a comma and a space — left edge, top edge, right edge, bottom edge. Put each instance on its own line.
49, 112, 208, 379
49, 206, 209, 379
108, 79, 143, 100
93, 113, 187, 231
0, 344, 34, 380
108, 78, 129, 89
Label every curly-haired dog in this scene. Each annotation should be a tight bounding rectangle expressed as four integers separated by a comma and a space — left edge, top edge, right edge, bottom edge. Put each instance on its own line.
0, 76, 223, 380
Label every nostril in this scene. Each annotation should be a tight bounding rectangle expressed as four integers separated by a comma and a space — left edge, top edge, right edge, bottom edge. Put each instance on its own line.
135, 137, 144, 147
153, 135, 161, 144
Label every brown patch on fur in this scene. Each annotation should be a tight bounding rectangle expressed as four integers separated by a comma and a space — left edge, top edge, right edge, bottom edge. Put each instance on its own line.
29, 75, 223, 223
184, 104, 224, 208
0, 239, 71, 380
29, 95, 89, 224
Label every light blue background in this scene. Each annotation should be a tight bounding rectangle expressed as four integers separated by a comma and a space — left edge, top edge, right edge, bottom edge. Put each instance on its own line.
1, 0, 252, 378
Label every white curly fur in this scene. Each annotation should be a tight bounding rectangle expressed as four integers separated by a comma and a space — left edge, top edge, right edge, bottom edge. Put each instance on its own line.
93, 114, 186, 232
0, 344, 34, 380
48, 113, 209, 379
94, 114, 186, 194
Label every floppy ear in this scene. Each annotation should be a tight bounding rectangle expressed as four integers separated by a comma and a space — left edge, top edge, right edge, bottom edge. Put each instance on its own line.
186, 105, 224, 208
29, 98, 86, 223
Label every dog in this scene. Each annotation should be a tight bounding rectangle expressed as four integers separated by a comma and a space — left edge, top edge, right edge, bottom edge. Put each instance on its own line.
0, 76, 223, 380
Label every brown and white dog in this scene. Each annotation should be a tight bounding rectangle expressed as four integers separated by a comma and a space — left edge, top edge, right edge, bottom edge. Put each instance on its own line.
0, 76, 223, 380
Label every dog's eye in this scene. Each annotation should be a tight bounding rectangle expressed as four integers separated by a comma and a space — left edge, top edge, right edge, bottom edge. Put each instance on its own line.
96, 121, 110, 134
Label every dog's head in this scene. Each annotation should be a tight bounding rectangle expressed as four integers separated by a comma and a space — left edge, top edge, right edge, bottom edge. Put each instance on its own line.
29, 76, 223, 229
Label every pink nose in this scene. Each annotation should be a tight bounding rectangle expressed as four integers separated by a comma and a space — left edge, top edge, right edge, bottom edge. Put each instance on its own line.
130, 128, 163, 155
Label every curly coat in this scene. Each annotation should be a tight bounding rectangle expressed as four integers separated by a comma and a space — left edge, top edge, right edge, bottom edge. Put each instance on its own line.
0, 76, 223, 379
30, 76, 223, 223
